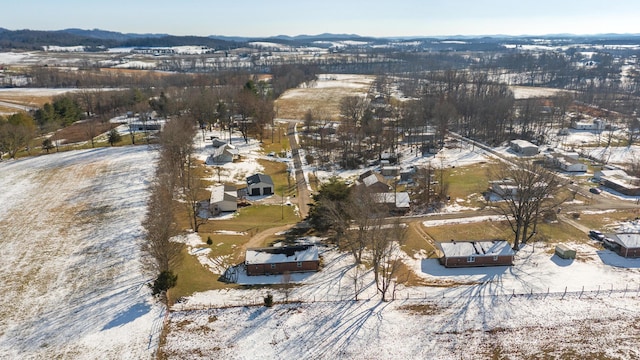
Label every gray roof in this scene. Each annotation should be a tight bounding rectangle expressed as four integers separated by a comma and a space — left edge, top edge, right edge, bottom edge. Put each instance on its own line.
247, 173, 274, 186
439, 240, 514, 258
610, 234, 640, 249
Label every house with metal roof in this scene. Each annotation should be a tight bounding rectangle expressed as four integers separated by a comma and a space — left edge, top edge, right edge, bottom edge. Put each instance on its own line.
245, 245, 320, 276
438, 240, 514, 268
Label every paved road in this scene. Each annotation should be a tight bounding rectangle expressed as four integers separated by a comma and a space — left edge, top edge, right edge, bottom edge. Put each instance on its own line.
287, 122, 312, 219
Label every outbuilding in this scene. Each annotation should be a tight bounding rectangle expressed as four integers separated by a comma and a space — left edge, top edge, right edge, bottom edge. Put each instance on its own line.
245, 245, 320, 276
246, 173, 274, 196
438, 240, 514, 268
509, 139, 539, 156
555, 244, 576, 259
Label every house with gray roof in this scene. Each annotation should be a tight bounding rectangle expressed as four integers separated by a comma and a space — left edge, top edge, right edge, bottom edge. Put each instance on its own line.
438, 240, 514, 268
246, 173, 274, 196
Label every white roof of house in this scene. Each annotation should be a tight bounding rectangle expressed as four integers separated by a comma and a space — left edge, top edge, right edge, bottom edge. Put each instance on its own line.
510, 139, 538, 149
245, 245, 319, 265
439, 240, 514, 258
210, 184, 237, 203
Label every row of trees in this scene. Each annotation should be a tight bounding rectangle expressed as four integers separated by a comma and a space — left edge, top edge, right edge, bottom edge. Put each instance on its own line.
141, 114, 200, 302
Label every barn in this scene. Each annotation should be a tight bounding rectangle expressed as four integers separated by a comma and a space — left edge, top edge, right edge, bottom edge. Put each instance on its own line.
246, 173, 274, 196
438, 240, 514, 268
245, 245, 320, 276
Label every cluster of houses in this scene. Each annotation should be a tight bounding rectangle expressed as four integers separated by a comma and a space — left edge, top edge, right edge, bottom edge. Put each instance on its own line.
356, 170, 411, 215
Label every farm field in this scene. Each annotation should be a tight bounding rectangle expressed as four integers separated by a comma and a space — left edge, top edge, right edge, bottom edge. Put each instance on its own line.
0, 146, 163, 359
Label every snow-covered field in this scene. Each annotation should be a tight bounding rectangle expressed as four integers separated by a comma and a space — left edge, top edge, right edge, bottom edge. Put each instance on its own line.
0, 146, 163, 359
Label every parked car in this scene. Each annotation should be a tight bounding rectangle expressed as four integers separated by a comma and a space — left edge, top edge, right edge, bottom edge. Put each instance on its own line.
589, 187, 602, 194
589, 230, 605, 241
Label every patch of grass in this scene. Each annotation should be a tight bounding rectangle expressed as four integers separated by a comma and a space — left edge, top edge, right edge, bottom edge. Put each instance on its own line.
533, 221, 590, 245
577, 209, 640, 231
402, 222, 438, 258
425, 219, 512, 242
257, 158, 295, 196
198, 205, 298, 235
260, 124, 290, 153
399, 303, 441, 315
202, 233, 250, 262
168, 247, 236, 305
445, 162, 495, 199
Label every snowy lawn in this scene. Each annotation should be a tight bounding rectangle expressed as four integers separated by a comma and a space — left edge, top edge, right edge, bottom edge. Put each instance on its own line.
164, 237, 640, 359
0, 146, 163, 359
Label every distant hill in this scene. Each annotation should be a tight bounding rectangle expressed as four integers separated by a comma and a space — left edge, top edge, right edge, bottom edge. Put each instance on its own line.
1, 28, 640, 51
0, 28, 240, 50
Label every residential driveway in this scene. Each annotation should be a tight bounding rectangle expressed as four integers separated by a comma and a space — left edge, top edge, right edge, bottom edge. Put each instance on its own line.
288, 122, 311, 219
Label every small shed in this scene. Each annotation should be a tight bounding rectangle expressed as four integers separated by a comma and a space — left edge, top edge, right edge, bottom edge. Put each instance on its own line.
438, 240, 514, 268
245, 245, 320, 276
555, 244, 576, 259
246, 173, 274, 196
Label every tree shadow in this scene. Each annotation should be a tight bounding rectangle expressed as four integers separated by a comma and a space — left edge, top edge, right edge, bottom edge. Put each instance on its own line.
102, 302, 151, 330
597, 250, 640, 268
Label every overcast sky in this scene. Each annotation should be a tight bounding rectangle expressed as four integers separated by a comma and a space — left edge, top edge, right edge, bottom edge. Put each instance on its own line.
4, 0, 640, 38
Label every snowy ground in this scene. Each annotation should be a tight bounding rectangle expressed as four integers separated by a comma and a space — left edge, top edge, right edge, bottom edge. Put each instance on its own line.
0, 146, 163, 359
165, 234, 640, 359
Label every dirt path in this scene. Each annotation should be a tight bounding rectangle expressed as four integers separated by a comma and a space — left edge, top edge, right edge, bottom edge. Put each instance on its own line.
236, 224, 295, 261
288, 122, 311, 219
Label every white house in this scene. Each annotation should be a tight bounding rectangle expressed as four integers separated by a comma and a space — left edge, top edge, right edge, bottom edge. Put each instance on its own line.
246, 173, 274, 196
208, 144, 239, 164
210, 184, 238, 214
544, 152, 587, 172
571, 118, 607, 131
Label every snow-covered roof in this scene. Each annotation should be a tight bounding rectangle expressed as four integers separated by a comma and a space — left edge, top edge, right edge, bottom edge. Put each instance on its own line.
439, 240, 514, 258
362, 173, 381, 186
373, 192, 411, 208
245, 245, 319, 265
510, 139, 538, 150
210, 184, 237, 204
610, 234, 640, 249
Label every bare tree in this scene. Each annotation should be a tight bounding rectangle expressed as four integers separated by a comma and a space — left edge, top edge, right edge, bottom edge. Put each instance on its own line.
372, 220, 407, 301
348, 264, 365, 301
344, 184, 385, 264
183, 167, 207, 232
488, 159, 567, 250
142, 170, 183, 274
